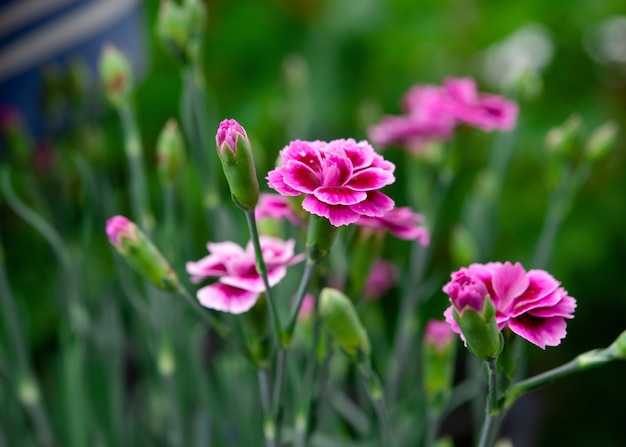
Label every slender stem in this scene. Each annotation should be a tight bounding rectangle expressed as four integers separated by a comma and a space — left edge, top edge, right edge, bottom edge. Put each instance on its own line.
271, 348, 287, 421
245, 211, 283, 343
118, 102, 152, 233
257, 369, 277, 447
424, 409, 440, 447
178, 287, 231, 339
283, 261, 317, 346
294, 307, 323, 447
477, 358, 500, 447
359, 364, 395, 447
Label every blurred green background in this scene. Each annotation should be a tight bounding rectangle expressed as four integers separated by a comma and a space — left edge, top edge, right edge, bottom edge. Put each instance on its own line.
2, 0, 626, 445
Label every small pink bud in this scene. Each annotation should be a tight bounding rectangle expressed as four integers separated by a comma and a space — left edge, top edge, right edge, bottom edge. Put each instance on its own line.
106, 215, 138, 252
443, 271, 489, 314
216, 119, 248, 156
424, 320, 455, 353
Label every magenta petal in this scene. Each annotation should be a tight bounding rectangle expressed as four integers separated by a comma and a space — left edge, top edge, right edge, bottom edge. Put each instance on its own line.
221, 266, 288, 293
321, 153, 353, 187
196, 283, 259, 314
346, 167, 395, 191
281, 140, 323, 169
302, 195, 360, 226
492, 262, 529, 312
527, 295, 577, 319
349, 191, 394, 217
339, 139, 375, 169
507, 315, 568, 349
283, 160, 322, 193
186, 257, 228, 283
314, 186, 367, 205
267, 169, 302, 196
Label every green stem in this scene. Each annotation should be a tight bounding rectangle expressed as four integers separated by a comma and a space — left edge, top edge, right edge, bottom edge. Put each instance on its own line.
117, 102, 152, 233
257, 368, 277, 447
358, 364, 395, 447
283, 260, 317, 347
181, 67, 220, 210
245, 211, 283, 343
178, 287, 231, 339
477, 357, 500, 447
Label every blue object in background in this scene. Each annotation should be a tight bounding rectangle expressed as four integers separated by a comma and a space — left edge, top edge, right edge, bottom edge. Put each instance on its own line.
0, 0, 147, 149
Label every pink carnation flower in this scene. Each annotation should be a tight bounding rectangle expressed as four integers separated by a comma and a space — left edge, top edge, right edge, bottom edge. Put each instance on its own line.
357, 206, 430, 246
368, 77, 518, 150
443, 262, 576, 349
442, 77, 518, 132
267, 138, 396, 227
255, 193, 303, 226
186, 236, 304, 314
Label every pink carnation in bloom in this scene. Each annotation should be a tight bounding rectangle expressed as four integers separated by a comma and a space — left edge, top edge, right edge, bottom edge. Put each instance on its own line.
364, 258, 398, 300
443, 262, 576, 349
368, 77, 518, 150
255, 193, 303, 226
357, 206, 430, 246
267, 138, 396, 227
186, 236, 304, 314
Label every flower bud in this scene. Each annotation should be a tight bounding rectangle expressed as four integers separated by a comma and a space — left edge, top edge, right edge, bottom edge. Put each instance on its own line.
422, 320, 456, 413
157, 119, 186, 183
156, 0, 191, 64
319, 287, 370, 364
215, 119, 260, 212
444, 271, 502, 359
106, 215, 180, 292
545, 114, 582, 160
584, 121, 618, 164
99, 45, 133, 107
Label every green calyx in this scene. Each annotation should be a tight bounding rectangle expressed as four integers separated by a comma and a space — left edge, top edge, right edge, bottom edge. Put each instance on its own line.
219, 134, 259, 212
305, 215, 339, 264
453, 297, 502, 360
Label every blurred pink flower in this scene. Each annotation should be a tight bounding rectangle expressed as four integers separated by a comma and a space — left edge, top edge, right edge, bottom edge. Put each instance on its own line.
443, 262, 576, 349
442, 77, 518, 132
186, 236, 304, 314
368, 77, 518, 150
267, 138, 396, 226
357, 206, 430, 246
255, 193, 303, 226
423, 319, 456, 352
364, 258, 397, 300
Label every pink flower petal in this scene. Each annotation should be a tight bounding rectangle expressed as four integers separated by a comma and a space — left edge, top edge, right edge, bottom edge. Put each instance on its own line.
527, 295, 577, 319
314, 186, 367, 205
507, 315, 568, 349
196, 283, 259, 314
221, 265, 288, 293
186, 257, 228, 283
280, 140, 323, 170
267, 169, 302, 196
283, 160, 322, 193
349, 191, 394, 217
491, 262, 529, 312
346, 167, 395, 191
302, 195, 360, 226
336, 139, 375, 169
321, 153, 353, 187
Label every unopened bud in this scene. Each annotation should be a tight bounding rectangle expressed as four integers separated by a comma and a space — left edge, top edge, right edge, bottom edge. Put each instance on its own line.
584, 121, 618, 164
608, 330, 626, 360
99, 45, 133, 107
215, 119, 260, 212
105, 215, 180, 292
157, 119, 186, 182
422, 320, 456, 413
545, 114, 582, 160
444, 271, 502, 360
319, 288, 370, 364
306, 214, 339, 264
